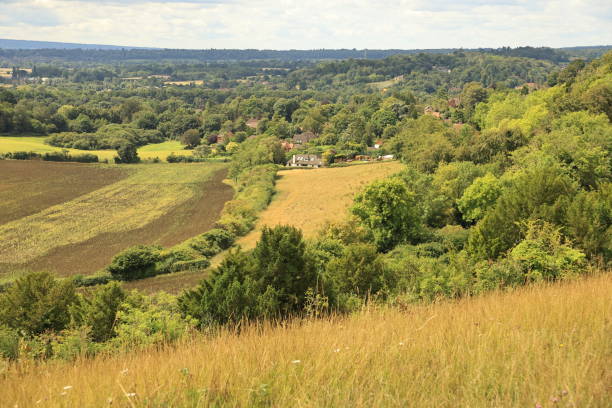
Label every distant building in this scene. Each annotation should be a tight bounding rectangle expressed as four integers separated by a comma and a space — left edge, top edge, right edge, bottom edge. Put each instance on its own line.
215, 131, 233, 145
246, 118, 260, 129
287, 154, 323, 168
292, 131, 317, 145
373, 139, 384, 149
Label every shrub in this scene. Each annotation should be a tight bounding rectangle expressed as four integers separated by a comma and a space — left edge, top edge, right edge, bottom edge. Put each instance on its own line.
508, 221, 586, 281
0, 272, 77, 336
107, 245, 161, 281
70, 282, 126, 342
111, 293, 195, 349
0, 325, 20, 360
326, 243, 388, 297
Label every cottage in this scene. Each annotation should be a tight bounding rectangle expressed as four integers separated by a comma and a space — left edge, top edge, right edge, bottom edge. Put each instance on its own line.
373, 139, 384, 149
292, 131, 317, 145
287, 154, 323, 168
246, 118, 260, 129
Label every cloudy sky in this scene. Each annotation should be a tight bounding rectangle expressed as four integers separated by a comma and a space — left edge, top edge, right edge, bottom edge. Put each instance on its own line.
0, 0, 610, 49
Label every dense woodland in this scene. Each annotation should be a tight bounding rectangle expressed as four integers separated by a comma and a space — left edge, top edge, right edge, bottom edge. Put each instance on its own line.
0, 48, 610, 361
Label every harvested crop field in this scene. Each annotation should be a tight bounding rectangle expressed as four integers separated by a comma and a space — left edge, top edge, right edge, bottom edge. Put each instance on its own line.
0, 162, 232, 278
0, 160, 126, 224
238, 161, 404, 249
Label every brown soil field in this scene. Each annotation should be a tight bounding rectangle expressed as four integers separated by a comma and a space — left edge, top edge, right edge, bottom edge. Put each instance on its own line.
22, 168, 233, 277
0, 161, 126, 224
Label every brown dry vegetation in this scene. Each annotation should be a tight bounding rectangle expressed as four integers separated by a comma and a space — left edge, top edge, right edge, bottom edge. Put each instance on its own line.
0, 163, 232, 277
1, 274, 610, 407
237, 161, 404, 249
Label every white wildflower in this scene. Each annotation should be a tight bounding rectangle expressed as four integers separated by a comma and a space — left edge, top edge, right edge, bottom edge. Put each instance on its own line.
63, 386, 73, 390
291, 360, 301, 364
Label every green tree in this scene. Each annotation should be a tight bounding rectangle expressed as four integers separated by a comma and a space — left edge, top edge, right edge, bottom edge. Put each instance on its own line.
70, 282, 126, 342
180, 128, 201, 148
115, 141, 140, 164
326, 243, 387, 296
0, 272, 77, 336
457, 173, 503, 222
467, 162, 577, 260
352, 178, 424, 251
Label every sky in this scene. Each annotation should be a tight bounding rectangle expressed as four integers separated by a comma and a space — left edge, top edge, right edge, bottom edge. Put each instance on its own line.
0, 0, 610, 49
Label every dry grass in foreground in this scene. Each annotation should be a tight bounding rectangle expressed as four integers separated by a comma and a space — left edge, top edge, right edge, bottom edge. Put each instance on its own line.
237, 161, 404, 249
2, 274, 610, 407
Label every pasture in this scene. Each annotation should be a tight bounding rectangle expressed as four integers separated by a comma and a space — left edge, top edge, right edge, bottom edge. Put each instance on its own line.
2, 273, 609, 407
237, 161, 404, 249
0, 136, 191, 161
0, 161, 232, 278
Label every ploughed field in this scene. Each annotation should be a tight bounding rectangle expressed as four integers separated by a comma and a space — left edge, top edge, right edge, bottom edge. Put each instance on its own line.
2, 273, 609, 407
0, 160, 232, 279
238, 161, 404, 249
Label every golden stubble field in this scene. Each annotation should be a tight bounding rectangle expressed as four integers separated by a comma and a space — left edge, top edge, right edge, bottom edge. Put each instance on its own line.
237, 161, 404, 249
0, 161, 232, 278
1, 273, 609, 407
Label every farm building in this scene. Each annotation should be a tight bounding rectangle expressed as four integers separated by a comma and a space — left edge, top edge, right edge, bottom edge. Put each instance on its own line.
292, 131, 317, 145
287, 154, 323, 168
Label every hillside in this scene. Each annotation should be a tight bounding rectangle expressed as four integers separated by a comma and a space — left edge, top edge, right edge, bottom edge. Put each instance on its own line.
0, 161, 232, 278
0, 38, 147, 50
2, 274, 609, 407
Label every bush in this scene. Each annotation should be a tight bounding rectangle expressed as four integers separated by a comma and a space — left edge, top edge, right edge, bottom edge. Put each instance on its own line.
0, 272, 77, 336
326, 243, 388, 297
70, 282, 127, 342
107, 245, 161, 281
0, 325, 20, 360
111, 293, 195, 349
508, 221, 586, 281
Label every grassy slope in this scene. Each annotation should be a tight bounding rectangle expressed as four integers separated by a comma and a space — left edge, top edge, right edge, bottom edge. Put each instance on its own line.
0, 137, 191, 160
0, 162, 231, 277
237, 161, 404, 249
2, 274, 610, 407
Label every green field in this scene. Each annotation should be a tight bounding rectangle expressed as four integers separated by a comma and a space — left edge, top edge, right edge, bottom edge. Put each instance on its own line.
0, 160, 232, 278
0, 136, 191, 161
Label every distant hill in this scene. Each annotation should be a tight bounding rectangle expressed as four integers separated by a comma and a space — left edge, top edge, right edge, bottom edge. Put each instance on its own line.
0, 38, 151, 50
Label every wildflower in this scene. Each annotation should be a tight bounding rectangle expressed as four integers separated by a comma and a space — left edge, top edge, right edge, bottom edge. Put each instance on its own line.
334, 348, 340, 353
398, 342, 405, 346
535, 404, 542, 408
291, 360, 301, 364
125, 393, 136, 398
63, 386, 73, 390
551, 397, 559, 403
120, 368, 129, 375
561, 390, 568, 396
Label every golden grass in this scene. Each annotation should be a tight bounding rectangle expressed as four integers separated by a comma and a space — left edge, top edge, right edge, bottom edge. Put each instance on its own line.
237, 161, 404, 249
0, 162, 226, 268
0, 137, 191, 161
2, 274, 610, 407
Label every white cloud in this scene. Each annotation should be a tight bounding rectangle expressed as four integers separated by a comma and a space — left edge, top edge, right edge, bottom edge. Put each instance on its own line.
0, 0, 610, 49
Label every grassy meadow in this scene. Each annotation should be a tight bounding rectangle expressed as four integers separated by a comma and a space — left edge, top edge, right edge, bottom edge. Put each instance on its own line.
0, 136, 191, 161
1, 273, 609, 407
237, 161, 404, 249
0, 161, 232, 278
